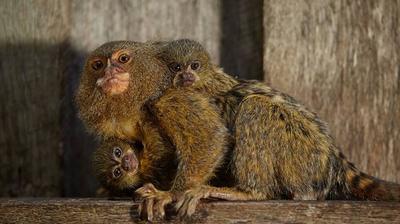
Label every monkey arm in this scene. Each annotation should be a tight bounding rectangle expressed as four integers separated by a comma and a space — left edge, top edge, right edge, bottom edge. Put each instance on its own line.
151, 89, 228, 192
139, 118, 177, 191
136, 89, 228, 221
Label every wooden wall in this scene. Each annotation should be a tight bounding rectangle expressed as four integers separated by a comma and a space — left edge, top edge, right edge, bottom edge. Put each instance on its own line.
0, 0, 69, 196
0, 0, 399, 197
264, 0, 400, 183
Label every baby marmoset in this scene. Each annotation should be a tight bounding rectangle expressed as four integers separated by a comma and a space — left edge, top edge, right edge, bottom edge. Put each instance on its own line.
76, 41, 230, 219
137, 39, 400, 218
93, 120, 177, 193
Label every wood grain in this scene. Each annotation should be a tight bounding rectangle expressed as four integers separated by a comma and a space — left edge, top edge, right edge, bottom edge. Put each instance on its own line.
0, 199, 399, 223
0, 0, 69, 196
263, 0, 400, 183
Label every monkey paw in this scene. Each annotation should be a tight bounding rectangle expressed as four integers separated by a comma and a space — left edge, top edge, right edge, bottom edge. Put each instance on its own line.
175, 185, 211, 218
135, 183, 173, 221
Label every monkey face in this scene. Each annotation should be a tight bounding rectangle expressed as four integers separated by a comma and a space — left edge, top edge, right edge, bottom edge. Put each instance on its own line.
169, 61, 201, 87
88, 49, 133, 96
93, 138, 144, 191
76, 41, 173, 133
158, 39, 212, 88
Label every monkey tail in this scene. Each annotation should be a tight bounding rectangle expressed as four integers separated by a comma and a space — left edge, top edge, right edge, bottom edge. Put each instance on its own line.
342, 160, 400, 201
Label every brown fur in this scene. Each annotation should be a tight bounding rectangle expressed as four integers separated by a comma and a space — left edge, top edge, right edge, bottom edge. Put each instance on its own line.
137, 39, 400, 219
76, 41, 230, 220
93, 119, 177, 192
76, 41, 171, 140
223, 78, 400, 202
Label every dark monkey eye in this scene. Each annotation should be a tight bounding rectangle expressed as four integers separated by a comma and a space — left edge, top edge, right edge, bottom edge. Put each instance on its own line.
190, 61, 201, 70
169, 62, 182, 73
118, 54, 130, 63
112, 167, 122, 179
113, 147, 122, 158
91, 60, 103, 71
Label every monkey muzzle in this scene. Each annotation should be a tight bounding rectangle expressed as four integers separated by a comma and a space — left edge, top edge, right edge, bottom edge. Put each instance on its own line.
121, 153, 138, 172
96, 64, 130, 95
179, 72, 197, 87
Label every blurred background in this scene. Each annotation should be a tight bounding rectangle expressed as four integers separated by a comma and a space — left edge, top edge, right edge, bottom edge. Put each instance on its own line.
0, 0, 399, 197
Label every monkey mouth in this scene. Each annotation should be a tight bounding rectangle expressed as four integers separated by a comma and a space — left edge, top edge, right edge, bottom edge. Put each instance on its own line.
182, 79, 195, 87
97, 73, 130, 95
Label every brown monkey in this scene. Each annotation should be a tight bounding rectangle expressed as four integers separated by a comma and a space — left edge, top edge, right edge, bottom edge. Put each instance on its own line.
136, 39, 400, 218
76, 41, 230, 220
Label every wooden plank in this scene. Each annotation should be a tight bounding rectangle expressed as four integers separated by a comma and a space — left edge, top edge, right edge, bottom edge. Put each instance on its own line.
220, 0, 264, 80
0, 199, 399, 223
263, 0, 400, 183
0, 0, 69, 196
64, 0, 222, 196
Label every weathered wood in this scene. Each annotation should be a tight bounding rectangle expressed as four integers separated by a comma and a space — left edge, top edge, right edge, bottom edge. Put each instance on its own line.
264, 0, 400, 183
0, 199, 399, 223
63, 0, 222, 197
220, 0, 264, 80
0, 0, 69, 196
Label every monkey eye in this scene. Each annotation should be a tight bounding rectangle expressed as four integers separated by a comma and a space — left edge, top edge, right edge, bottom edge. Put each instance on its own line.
113, 147, 122, 158
169, 62, 182, 73
190, 61, 201, 71
91, 60, 104, 71
118, 54, 130, 63
112, 167, 122, 179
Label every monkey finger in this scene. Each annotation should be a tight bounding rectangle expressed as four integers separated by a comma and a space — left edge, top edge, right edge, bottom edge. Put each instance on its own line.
142, 198, 154, 221
175, 196, 186, 212
138, 199, 146, 220
175, 190, 192, 211
154, 198, 170, 219
177, 195, 194, 218
135, 188, 156, 198
186, 195, 201, 217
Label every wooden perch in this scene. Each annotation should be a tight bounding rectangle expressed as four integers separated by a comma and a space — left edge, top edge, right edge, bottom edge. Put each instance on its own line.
0, 199, 399, 223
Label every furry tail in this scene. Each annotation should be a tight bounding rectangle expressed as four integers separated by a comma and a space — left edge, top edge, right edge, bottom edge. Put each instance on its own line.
343, 161, 400, 201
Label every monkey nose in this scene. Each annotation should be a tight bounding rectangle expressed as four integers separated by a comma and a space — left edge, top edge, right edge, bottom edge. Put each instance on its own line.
182, 72, 195, 80
121, 154, 138, 171
105, 65, 124, 77
121, 155, 131, 171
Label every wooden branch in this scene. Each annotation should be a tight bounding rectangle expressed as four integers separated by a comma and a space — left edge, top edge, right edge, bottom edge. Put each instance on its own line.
0, 199, 399, 223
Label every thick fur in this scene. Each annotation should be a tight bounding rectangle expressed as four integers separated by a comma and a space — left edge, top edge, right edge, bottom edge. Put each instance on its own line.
92, 118, 177, 192
76, 41, 171, 140
148, 88, 228, 191
220, 81, 400, 201
77, 41, 230, 206
157, 40, 400, 204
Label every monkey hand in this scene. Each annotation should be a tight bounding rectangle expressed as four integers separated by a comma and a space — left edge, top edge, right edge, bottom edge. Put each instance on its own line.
135, 183, 174, 221
175, 185, 212, 218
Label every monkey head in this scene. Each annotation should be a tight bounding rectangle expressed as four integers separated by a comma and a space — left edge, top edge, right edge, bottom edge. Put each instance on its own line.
92, 49, 131, 95
158, 39, 214, 89
75, 41, 172, 135
93, 138, 144, 191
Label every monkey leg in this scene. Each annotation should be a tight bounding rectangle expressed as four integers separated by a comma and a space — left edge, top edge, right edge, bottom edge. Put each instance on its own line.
151, 90, 229, 218
152, 90, 228, 191
230, 94, 284, 199
232, 94, 333, 200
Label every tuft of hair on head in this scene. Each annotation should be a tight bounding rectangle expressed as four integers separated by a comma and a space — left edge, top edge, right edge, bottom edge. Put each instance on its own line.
157, 39, 211, 64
